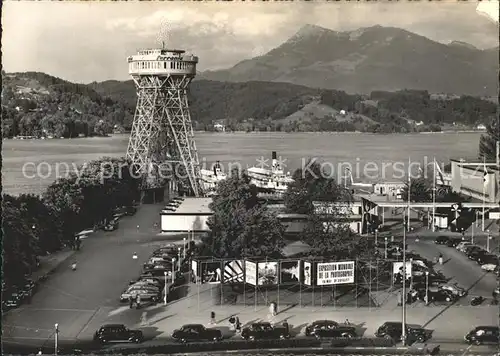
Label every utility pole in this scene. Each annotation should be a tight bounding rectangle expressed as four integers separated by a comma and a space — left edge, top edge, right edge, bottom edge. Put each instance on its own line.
482, 156, 487, 231
407, 157, 411, 232
432, 157, 436, 232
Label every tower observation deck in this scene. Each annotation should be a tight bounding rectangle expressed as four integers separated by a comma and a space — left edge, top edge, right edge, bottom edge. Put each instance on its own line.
126, 48, 203, 197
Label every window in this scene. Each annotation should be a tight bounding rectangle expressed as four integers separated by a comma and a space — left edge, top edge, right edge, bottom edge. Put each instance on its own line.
170, 62, 174, 69
164, 62, 167, 69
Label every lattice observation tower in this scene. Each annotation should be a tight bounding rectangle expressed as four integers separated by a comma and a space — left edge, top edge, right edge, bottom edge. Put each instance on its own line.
126, 48, 203, 197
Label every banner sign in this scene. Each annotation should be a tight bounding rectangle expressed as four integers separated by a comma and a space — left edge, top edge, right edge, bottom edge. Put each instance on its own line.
201, 261, 222, 284
316, 261, 355, 285
279, 260, 301, 284
245, 260, 257, 286
257, 261, 278, 286
303, 262, 312, 286
191, 260, 198, 282
392, 262, 412, 280
223, 260, 244, 283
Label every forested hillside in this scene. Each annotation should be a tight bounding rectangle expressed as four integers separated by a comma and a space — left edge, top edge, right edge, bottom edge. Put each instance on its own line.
1, 72, 134, 138
2, 71, 497, 137
91, 79, 497, 133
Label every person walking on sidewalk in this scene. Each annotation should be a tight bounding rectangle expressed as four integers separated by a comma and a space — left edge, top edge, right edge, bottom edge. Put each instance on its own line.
438, 253, 444, 265
210, 311, 216, 325
128, 295, 134, 309
397, 291, 402, 306
136, 294, 141, 309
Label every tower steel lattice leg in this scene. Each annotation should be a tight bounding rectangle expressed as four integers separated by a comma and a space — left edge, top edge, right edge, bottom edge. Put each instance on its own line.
126, 75, 203, 196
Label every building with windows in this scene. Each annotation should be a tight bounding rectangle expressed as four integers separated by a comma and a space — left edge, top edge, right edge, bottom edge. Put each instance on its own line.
449, 158, 499, 203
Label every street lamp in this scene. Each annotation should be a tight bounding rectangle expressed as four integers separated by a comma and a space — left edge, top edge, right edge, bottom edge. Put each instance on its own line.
177, 247, 181, 269
409, 258, 413, 289
171, 257, 176, 284
375, 229, 378, 246
183, 237, 186, 259
163, 271, 167, 305
487, 230, 491, 252
384, 237, 388, 259
54, 323, 59, 356
425, 271, 429, 305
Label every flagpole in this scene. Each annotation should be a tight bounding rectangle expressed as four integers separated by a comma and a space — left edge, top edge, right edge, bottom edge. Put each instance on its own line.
407, 157, 411, 232
432, 157, 436, 232
482, 157, 486, 231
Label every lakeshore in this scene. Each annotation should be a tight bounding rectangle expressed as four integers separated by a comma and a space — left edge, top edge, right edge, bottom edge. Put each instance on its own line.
2, 131, 483, 196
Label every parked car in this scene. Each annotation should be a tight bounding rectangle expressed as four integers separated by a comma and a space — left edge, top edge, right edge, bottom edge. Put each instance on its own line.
305, 320, 357, 338
428, 289, 457, 303
125, 205, 137, 216
434, 236, 449, 245
446, 237, 462, 247
119, 288, 160, 303
171, 324, 222, 343
482, 262, 498, 272
375, 322, 430, 343
464, 245, 484, 255
468, 250, 489, 262
464, 326, 499, 345
103, 220, 119, 231
476, 254, 498, 266
438, 283, 467, 297
93, 324, 143, 344
241, 322, 290, 340
456, 241, 472, 252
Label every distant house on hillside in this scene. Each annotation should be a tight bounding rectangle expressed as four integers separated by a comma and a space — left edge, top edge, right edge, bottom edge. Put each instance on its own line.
213, 123, 226, 132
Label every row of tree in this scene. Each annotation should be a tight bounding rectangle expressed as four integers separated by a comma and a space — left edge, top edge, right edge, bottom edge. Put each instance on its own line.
200, 160, 371, 260
3, 157, 140, 288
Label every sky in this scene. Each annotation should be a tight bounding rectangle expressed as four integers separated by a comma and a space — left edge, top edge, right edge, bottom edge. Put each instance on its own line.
2, 1, 498, 83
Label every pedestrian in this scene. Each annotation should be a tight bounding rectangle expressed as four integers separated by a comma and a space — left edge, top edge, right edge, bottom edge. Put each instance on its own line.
274, 302, 278, 316
210, 311, 216, 325
229, 316, 236, 330
345, 319, 350, 325
282, 320, 289, 333
438, 253, 443, 265
129, 295, 134, 309
136, 294, 141, 309
397, 291, 402, 306
235, 316, 241, 333
37, 349, 42, 355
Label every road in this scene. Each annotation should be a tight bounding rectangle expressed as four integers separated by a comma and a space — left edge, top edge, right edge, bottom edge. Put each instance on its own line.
3, 207, 498, 355
406, 236, 498, 299
2, 204, 189, 353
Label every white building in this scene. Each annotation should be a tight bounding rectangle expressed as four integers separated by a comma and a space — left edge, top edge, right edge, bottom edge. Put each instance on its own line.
449, 158, 499, 203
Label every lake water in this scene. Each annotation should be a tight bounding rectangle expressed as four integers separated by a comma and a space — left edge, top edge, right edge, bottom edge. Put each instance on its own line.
2, 132, 482, 195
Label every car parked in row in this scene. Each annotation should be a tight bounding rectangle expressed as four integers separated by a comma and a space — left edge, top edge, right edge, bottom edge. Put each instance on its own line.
304, 320, 357, 339
464, 326, 499, 345
172, 324, 223, 343
93, 324, 143, 344
375, 322, 430, 344
119, 287, 161, 304
241, 322, 290, 340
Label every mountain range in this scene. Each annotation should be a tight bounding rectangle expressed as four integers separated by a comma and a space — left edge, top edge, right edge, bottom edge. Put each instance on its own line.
199, 25, 498, 96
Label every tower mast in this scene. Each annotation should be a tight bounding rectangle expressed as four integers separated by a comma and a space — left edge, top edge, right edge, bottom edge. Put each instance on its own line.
126, 47, 203, 197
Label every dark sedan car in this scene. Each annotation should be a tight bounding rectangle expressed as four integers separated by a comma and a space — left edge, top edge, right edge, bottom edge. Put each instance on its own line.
446, 237, 462, 247
434, 236, 449, 245
305, 320, 357, 338
172, 324, 222, 343
464, 326, 499, 345
468, 249, 489, 262
375, 322, 430, 344
241, 322, 290, 340
93, 324, 143, 344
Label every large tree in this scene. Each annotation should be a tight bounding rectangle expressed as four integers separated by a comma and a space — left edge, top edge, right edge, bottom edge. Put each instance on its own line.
401, 177, 432, 202
283, 158, 352, 214
283, 159, 368, 258
201, 169, 285, 259
479, 118, 499, 161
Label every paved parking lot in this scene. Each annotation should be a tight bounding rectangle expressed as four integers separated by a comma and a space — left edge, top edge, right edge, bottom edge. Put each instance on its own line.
2, 204, 188, 352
